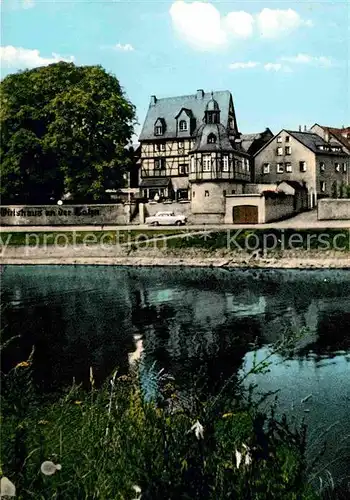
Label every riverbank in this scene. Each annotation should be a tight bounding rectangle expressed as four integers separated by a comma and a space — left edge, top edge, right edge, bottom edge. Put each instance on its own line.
2, 246, 350, 268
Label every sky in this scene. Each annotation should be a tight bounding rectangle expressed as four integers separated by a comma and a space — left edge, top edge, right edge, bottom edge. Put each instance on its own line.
1, 0, 349, 139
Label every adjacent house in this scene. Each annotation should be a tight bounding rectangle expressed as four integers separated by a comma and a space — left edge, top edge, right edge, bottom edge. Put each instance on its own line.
238, 128, 274, 179
310, 124, 350, 154
138, 89, 251, 210
254, 129, 350, 207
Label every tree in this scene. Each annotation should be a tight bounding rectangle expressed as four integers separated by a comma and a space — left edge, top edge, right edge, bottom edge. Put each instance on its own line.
0, 62, 136, 203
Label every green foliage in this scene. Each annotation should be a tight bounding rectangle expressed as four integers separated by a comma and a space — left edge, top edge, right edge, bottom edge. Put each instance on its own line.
0, 62, 136, 204
1, 359, 320, 499
331, 181, 338, 199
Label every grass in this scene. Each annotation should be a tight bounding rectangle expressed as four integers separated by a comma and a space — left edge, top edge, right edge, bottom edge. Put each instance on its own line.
0, 350, 321, 499
0, 229, 182, 247
2, 228, 349, 255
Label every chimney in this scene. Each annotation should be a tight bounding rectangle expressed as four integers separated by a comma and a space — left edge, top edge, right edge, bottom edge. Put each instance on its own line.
299, 125, 301, 132
196, 89, 204, 99
150, 95, 157, 106
304, 125, 307, 132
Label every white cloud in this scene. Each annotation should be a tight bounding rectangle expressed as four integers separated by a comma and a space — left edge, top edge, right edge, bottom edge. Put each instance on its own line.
0, 46, 75, 69
114, 43, 135, 52
228, 61, 259, 70
169, 2, 313, 50
169, 1, 227, 50
281, 53, 332, 67
223, 11, 254, 39
257, 8, 312, 38
264, 62, 292, 73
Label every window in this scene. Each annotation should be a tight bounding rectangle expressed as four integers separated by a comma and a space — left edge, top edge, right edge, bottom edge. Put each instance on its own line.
335, 163, 341, 172
222, 155, 229, 171
179, 120, 187, 131
263, 163, 270, 174
285, 146, 291, 155
205, 190, 209, 197
223, 190, 227, 197
155, 143, 165, 152
190, 156, 195, 173
203, 155, 211, 171
155, 158, 165, 170
178, 141, 184, 151
277, 136, 282, 143
321, 181, 326, 193
245, 158, 250, 171
192, 191, 195, 198
231, 189, 236, 194
299, 161, 306, 172
320, 162, 325, 172
155, 125, 163, 136
277, 147, 283, 155
285, 162, 292, 173
343, 163, 347, 173
179, 164, 188, 175
277, 163, 284, 173
285, 136, 290, 142
207, 133, 217, 144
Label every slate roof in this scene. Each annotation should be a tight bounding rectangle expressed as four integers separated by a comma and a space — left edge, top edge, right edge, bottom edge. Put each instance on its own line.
286, 131, 349, 156
240, 129, 273, 154
139, 91, 232, 141
191, 123, 233, 152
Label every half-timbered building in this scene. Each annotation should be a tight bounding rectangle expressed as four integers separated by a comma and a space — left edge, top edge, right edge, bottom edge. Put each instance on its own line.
138, 89, 251, 204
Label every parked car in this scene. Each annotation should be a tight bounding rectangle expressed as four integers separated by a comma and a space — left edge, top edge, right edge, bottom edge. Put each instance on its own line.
145, 211, 187, 226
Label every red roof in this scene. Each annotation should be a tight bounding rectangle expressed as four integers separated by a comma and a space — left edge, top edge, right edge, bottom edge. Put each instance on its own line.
320, 126, 350, 151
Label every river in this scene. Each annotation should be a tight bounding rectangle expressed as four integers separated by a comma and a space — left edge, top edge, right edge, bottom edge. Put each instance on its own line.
1, 265, 350, 490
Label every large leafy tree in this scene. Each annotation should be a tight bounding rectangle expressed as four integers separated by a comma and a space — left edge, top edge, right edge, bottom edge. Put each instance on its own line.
0, 62, 136, 203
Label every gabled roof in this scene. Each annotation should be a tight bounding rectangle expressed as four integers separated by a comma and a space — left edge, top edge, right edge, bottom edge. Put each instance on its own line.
175, 108, 193, 119
254, 129, 349, 157
139, 90, 232, 141
317, 124, 350, 151
286, 130, 348, 156
277, 180, 307, 191
240, 128, 273, 154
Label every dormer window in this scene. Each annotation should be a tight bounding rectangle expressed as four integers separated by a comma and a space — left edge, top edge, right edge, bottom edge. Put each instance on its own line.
154, 118, 165, 136
207, 133, 217, 144
155, 125, 163, 136
179, 120, 187, 131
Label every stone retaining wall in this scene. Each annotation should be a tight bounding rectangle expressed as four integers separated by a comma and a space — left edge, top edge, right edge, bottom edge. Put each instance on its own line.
318, 199, 350, 220
0, 204, 133, 226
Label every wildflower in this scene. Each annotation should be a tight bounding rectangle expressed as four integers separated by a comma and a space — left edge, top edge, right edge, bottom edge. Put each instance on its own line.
235, 443, 252, 469
222, 412, 234, 418
74, 401, 82, 405
15, 361, 30, 369
132, 484, 142, 500
38, 420, 49, 425
40, 461, 62, 476
190, 420, 204, 440
89, 366, 95, 388
235, 450, 242, 469
0, 476, 16, 497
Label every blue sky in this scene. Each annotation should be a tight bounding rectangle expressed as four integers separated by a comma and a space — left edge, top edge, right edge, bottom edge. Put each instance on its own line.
1, 0, 349, 138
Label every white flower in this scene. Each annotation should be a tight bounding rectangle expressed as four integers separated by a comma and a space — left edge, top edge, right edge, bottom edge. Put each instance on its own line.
0, 476, 16, 497
40, 461, 62, 476
132, 484, 142, 500
190, 420, 204, 440
235, 449, 242, 469
235, 444, 252, 468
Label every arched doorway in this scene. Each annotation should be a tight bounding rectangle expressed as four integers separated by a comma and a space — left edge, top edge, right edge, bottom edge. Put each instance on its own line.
232, 205, 258, 224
